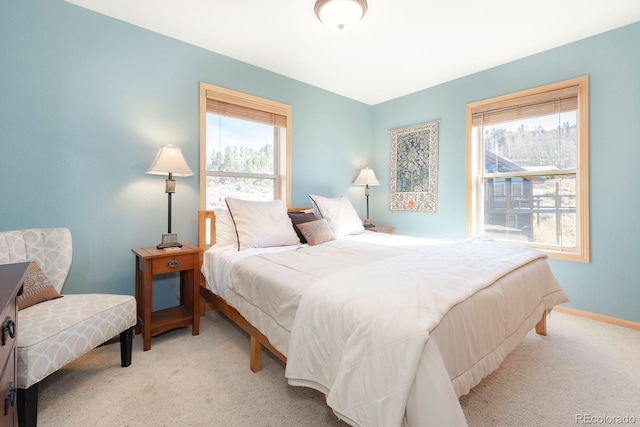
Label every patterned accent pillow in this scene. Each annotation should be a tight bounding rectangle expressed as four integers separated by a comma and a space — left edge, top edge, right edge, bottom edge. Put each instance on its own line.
296, 219, 336, 246
18, 262, 63, 310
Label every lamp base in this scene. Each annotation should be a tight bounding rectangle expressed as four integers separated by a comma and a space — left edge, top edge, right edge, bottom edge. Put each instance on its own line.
156, 233, 183, 249
363, 219, 375, 228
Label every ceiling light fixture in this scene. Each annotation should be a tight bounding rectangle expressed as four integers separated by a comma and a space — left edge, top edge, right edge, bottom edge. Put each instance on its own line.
314, 0, 368, 32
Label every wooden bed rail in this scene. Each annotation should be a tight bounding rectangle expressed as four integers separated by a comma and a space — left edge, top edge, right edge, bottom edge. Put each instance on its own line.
197, 208, 287, 371
199, 287, 287, 371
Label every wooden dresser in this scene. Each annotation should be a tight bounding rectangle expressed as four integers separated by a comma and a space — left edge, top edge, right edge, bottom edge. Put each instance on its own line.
0, 262, 28, 427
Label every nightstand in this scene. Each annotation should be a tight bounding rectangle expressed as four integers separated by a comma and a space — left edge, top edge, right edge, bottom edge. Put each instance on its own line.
368, 226, 396, 234
132, 243, 203, 351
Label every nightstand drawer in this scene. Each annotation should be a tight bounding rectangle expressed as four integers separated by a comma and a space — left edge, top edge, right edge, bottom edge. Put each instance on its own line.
151, 253, 196, 274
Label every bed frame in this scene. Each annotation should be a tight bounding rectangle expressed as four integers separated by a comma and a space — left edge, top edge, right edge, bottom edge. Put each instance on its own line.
197, 209, 299, 372
196, 209, 548, 373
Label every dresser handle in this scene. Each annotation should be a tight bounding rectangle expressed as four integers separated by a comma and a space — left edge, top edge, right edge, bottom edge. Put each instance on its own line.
1, 317, 15, 346
168, 260, 181, 268
4, 382, 16, 416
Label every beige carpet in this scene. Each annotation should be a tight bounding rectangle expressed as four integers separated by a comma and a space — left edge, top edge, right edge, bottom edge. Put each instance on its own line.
37, 311, 640, 426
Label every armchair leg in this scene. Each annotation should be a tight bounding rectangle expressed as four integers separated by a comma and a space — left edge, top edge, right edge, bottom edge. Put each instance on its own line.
18, 383, 38, 427
120, 327, 133, 367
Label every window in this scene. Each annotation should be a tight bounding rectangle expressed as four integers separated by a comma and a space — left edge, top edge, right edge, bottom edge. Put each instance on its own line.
199, 83, 291, 210
466, 76, 589, 262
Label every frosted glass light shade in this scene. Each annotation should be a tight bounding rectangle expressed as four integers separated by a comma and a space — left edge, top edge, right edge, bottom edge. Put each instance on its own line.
314, 0, 368, 32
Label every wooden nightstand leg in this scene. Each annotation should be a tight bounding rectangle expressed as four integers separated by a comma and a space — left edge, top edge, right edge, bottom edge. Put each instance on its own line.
134, 258, 142, 335
143, 260, 152, 351
181, 266, 199, 336
192, 264, 200, 335
180, 269, 187, 314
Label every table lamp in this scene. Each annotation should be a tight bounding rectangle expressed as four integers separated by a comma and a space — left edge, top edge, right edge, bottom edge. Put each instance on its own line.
146, 144, 194, 249
353, 167, 380, 228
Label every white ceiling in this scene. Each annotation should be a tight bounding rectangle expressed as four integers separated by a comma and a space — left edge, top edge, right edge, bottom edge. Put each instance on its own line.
66, 0, 640, 105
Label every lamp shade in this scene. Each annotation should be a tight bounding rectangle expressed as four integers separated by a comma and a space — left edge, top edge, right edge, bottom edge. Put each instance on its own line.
146, 145, 194, 177
353, 167, 380, 186
314, 0, 368, 32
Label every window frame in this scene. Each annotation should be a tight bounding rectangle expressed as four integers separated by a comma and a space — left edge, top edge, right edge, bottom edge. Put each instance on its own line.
466, 76, 590, 263
199, 82, 292, 210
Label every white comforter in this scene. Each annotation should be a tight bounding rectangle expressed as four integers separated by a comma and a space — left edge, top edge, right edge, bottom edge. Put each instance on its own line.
224, 236, 442, 356
285, 237, 547, 427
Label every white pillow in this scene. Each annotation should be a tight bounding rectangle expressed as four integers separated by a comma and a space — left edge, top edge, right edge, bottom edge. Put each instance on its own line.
308, 195, 364, 237
225, 198, 301, 250
213, 209, 236, 247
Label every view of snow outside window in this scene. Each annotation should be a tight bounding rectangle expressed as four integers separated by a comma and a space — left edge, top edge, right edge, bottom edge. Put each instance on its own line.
205, 114, 277, 209
481, 111, 577, 248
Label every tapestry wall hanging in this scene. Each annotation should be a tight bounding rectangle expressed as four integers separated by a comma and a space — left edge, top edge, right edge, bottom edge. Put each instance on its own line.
389, 120, 439, 212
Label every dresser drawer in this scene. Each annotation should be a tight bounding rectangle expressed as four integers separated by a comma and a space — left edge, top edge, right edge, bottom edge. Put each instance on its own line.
0, 349, 16, 427
150, 252, 196, 275
0, 263, 27, 427
0, 301, 17, 371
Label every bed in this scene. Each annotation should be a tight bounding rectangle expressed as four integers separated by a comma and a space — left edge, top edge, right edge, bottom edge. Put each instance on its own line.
196, 196, 568, 427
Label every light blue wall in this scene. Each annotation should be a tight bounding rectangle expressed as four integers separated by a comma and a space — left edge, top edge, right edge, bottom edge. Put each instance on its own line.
2, 1, 637, 322
0, 0, 372, 308
372, 22, 640, 323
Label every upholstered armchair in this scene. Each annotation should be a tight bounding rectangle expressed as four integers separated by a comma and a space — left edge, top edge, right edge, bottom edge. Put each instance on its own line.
0, 228, 137, 427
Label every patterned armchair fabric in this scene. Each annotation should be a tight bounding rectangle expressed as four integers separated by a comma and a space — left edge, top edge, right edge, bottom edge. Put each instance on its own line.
0, 228, 72, 293
17, 293, 136, 388
0, 228, 137, 390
